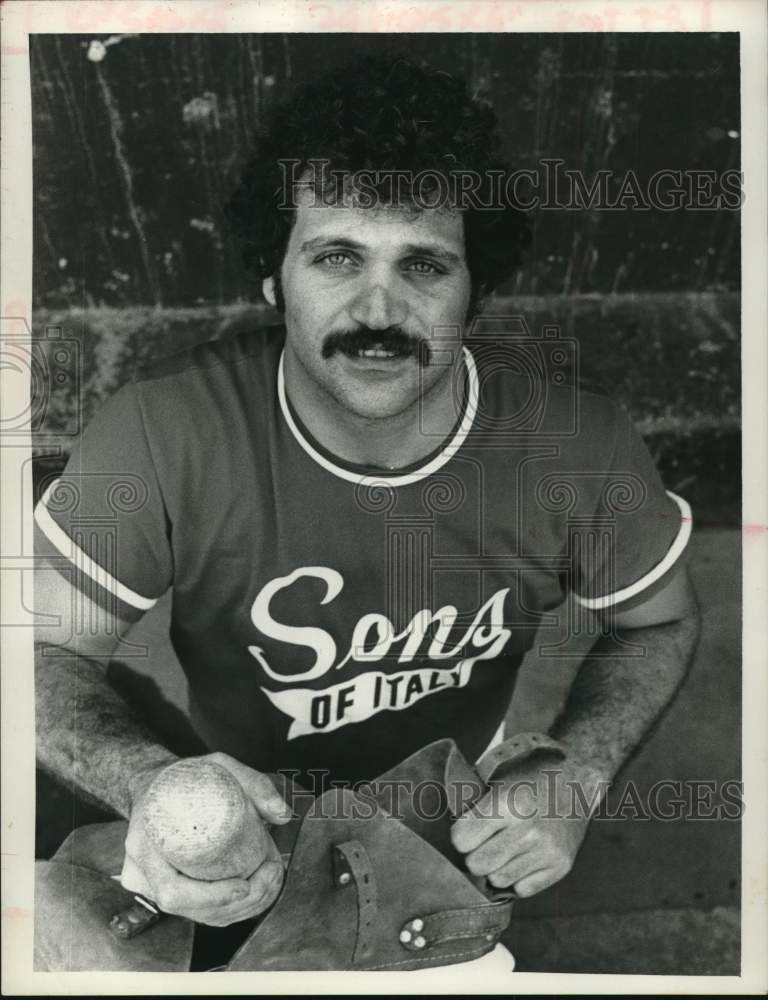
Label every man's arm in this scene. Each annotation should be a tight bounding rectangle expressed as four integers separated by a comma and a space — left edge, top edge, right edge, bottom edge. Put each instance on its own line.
34, 560, 290, 924
34, 557, 180, 816
35, 649, 179, 819
452, 563, 701, 896
549, 562, 701, 789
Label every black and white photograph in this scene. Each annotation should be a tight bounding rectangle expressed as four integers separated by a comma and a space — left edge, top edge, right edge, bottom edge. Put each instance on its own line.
1, 0, 766, 993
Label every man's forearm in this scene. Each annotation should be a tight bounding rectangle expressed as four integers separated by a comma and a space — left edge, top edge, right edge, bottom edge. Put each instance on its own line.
36, 646, 178, 817
550, 610, 701, 792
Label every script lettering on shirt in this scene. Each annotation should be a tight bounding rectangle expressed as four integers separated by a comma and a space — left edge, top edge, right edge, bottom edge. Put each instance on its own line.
248, 566, 513, 739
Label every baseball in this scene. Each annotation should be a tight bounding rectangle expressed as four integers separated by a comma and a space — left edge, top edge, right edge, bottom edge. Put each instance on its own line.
142, 759, 272, 881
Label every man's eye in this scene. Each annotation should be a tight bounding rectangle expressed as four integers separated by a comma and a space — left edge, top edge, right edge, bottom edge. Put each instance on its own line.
406, 260, 442, 275
317, 252, 353, 268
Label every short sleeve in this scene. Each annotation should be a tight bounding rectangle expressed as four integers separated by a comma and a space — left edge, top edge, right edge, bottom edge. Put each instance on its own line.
34, 383, 173, 621
567, 404, 692, 611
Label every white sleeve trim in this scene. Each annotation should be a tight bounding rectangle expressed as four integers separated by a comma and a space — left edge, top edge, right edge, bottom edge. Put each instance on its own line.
34, 479, 158, 612
573, 491, 692, 611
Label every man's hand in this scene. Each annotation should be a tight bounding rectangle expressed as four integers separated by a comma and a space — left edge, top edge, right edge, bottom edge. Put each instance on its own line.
450, 761, 600, 897
120, 752, 292, 927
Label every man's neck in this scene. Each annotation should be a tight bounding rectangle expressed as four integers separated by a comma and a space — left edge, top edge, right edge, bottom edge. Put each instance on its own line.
282, 350, 466, 471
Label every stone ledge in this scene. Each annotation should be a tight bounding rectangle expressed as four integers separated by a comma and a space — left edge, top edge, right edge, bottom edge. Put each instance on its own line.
31, 292, 740, 525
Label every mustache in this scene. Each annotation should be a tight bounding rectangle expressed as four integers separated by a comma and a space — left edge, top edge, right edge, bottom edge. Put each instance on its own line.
321, 327, 432, 366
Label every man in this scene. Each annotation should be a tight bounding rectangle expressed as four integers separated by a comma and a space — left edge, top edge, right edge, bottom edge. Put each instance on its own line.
34, 55, 700, 962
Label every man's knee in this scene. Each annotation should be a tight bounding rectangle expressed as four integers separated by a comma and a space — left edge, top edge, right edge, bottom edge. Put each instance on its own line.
34, 856, 194, 972
48, 819, 128, 873
33, 860, 88, 970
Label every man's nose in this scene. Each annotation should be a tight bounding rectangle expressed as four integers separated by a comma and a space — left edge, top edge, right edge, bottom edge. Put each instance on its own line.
348, 279, 408, 330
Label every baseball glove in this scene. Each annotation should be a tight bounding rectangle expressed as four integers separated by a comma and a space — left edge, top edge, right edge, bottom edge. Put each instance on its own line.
34, 732, 565, 972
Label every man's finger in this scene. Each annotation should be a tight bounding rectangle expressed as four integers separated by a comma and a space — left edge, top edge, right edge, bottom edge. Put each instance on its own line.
119, 854, 154, 899
242, 858, 284, 911
143, 865, 250, 915
450, 788, 515, 853
510, 866, 561, 898
484, 851, 541, 888
179, 860, 284, 926
464, 826, 533, 878
218, 859, 284, 923
122, 832, 183, 895
213, 755, 292, 824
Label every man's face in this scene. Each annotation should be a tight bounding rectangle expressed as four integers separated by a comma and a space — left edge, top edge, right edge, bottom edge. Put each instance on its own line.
267, 191, 472, 421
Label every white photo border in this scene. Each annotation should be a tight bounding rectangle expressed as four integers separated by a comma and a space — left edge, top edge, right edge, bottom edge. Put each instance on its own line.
2, 1, 766, 994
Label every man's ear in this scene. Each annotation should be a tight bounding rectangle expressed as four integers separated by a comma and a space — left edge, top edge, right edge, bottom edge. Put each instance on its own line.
262, 276, 277, 307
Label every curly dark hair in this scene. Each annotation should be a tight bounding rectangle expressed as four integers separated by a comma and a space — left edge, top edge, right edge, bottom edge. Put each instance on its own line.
224, 54, 531, 308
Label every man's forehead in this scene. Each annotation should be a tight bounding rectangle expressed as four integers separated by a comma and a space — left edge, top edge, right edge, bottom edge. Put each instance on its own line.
289, 187, 466, 255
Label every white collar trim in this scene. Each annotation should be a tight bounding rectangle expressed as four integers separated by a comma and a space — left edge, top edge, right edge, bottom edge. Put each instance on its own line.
277, 346, 478, 486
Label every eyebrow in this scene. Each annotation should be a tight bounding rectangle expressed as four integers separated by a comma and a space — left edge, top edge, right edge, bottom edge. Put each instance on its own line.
299, 237, 365, 253
299, 236, 463, 265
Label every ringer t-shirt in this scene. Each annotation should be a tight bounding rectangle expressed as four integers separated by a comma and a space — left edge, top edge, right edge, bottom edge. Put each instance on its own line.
35, 327, 691, 784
